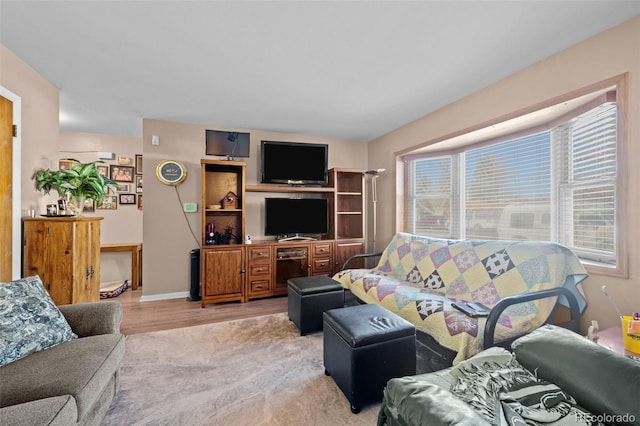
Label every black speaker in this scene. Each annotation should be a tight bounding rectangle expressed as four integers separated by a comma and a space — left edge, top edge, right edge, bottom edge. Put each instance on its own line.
188, 249, 201, 301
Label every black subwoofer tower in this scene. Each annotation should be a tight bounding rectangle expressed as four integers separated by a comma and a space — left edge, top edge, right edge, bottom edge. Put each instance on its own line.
188, 248, 201, 301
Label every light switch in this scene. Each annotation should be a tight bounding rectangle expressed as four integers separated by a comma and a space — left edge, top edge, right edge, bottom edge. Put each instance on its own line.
152, 135, 160, 146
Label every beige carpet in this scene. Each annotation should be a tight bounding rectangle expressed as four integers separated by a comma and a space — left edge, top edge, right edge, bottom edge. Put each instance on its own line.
102, 313, 380, 425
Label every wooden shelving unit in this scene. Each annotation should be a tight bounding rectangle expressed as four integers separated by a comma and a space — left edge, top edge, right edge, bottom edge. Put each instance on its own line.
200, 159, 246, 306
200, 163, 367, 306
328, 168, 366, 270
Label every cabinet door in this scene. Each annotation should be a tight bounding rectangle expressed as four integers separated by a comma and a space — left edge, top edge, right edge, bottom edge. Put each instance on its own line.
202, 247, 245, 304
335, 240, 365, 271
274, 245, 308, 295
71, 219, 100, 304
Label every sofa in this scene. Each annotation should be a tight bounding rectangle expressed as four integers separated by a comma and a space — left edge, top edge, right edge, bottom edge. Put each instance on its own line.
334, 233, 588, 367
0, 276, 125, 426
378, 324, 640, 426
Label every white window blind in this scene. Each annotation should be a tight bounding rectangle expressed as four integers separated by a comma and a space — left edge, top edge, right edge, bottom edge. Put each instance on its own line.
555, 102, 617, 263
465, 132, 550, 240
405, 97, 618, 266
408, 157, 452, 238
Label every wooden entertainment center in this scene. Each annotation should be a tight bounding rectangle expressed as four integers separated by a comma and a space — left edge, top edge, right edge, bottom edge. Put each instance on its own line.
200, 159, 365, 307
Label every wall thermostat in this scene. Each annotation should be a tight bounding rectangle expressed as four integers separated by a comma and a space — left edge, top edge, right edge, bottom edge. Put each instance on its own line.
183, 203, 197, 213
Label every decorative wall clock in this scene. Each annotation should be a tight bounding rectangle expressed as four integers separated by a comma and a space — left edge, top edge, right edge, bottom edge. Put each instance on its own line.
156, 159, 187, 186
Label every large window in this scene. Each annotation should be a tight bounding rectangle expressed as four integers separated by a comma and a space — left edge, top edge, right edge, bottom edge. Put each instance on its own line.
405, 84, 622, 271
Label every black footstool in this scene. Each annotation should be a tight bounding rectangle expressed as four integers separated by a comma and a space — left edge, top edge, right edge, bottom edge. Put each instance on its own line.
323, 304, 416, 414
287, 276, 344, 335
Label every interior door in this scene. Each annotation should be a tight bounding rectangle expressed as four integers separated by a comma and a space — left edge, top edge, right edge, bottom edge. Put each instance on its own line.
0, 95, 13, 281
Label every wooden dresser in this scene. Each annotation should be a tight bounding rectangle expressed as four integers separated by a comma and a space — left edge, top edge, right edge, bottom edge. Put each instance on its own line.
23, 216, 102, 305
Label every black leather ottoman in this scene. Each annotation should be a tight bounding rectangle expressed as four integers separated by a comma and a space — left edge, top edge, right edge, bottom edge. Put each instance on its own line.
323, 304, 416, 413
287, 276, 344, 335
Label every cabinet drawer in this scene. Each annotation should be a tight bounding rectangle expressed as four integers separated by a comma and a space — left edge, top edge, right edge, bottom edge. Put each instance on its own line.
249, 263, 271, 276
312, 258, 332, 274
313, 243, 333, 257
249, 279, 271, 293
249, 246, 272, 261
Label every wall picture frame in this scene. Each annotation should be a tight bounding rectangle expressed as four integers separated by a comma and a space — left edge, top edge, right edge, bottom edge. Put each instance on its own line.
59, 159, 73, 171
135, 175, 143, 193
97, 165, 109, 179
98, 195, 118, 210
137, 194, 143, 210
83, 199, 95, 213
119, 194, 136, 205
135, 154, 143, 175
110, 165, 134, 182
116, 184, 130, 193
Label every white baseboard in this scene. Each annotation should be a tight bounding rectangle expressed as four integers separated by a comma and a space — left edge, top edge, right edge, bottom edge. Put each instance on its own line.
139, 291, 190, 302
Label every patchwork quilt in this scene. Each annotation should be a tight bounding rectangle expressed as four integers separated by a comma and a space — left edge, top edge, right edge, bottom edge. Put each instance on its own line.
334, 233, 587, 364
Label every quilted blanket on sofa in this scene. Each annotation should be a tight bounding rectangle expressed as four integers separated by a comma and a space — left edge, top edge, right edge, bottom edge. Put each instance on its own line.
334, 233, 587, 364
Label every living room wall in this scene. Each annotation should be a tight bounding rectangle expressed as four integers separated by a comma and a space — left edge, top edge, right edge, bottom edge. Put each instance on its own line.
0, 45, 59, 214
58, 131, 143, 283
367, 15, 640, 331
141, 119, 368, 299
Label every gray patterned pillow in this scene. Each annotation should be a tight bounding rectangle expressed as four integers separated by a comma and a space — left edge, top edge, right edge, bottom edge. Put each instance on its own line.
0, 275, 77, 367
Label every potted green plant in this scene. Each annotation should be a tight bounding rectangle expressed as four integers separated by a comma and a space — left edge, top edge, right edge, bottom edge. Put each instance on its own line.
32, 160, 117, 215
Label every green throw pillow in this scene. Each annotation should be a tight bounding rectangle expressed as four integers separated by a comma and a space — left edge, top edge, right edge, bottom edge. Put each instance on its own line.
0, 275, 77, 367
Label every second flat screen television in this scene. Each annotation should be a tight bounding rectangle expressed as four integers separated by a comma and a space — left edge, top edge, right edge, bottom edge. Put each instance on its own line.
265, 198, 328, 240
261, 141, 328, 186
206, 129, 250, 158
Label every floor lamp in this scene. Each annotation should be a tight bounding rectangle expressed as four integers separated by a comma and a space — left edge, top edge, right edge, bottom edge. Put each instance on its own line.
365, 168, 385, 253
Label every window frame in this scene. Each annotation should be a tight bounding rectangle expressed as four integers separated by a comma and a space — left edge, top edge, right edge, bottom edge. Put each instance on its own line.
399, 75, 628, 278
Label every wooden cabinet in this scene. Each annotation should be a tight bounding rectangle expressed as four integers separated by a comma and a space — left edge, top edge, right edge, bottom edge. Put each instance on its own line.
246, 240, 336, 301
200, 160, 247, 307
247, 245, 272, 299
335, 239, 366, 271
201, 246, 245, 306
310, 242, 333, 275
200, 163, 367, 306
22, 217, 102, 305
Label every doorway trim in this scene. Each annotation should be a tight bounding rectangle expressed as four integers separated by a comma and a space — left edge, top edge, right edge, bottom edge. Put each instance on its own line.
1, 86, 22, 279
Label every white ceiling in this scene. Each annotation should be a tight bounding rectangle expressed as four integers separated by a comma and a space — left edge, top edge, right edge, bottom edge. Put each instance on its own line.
1, 1, 639, 142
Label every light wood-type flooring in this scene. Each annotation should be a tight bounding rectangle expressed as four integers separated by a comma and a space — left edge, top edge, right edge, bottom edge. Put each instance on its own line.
103, 288, 288, 335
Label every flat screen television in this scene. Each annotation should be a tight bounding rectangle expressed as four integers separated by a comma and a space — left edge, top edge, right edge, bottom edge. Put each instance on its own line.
261, 141, 328, 186
265, 198, 328, 240
205, 129, 250, 158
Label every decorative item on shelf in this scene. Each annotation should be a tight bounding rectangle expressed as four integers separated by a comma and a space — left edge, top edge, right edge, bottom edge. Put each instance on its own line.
46, 204, 58, 216
220, 225, 239, 244
32, 159, 117, 216
57, 197, 68, 215
205, 222, 219, 245
221, 191, 239, 209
